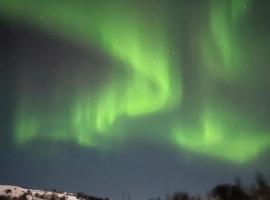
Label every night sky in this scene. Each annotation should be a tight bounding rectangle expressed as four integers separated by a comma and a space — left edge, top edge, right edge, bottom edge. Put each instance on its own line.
0, 1, 270, 200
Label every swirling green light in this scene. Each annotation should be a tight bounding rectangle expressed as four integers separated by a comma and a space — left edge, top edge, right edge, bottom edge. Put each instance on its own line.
0, 1, 181, 146
1, 0, 270, 164
172, 0, 270, 163
172, 107, 270, 163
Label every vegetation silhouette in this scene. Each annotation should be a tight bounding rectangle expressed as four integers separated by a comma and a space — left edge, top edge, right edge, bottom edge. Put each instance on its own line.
149, 174, 270, 200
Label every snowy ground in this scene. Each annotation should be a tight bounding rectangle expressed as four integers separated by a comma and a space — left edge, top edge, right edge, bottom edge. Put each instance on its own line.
0, 185, 97, 200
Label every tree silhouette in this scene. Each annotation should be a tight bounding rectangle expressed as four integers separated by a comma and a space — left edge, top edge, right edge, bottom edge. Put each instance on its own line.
172, 192, 189, 200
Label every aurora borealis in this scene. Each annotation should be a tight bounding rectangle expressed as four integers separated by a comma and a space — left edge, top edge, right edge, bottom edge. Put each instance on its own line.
0, 0, 270, 163
0, 0, 182, 148
0, 1, 270, 198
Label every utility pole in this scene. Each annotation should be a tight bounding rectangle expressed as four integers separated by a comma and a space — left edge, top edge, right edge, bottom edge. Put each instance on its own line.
121, 192, 130, 200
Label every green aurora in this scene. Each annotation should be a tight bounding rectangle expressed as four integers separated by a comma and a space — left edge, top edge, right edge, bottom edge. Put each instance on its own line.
0, 0, 270, 163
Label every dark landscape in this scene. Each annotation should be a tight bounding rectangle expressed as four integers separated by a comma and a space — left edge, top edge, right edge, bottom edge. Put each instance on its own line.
0, 1, 270, 200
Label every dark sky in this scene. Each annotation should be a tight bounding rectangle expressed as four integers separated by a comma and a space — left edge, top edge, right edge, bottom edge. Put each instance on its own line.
0, 1, 270, 200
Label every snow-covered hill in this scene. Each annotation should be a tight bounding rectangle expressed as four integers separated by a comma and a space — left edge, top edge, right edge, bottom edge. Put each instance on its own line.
0, 185, 108, 200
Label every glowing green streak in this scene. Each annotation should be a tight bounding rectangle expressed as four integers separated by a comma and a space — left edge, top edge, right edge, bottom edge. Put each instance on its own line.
171, 0, 270, 163
0, 1, 181, 146
201, 0, 251, 80
15, 116, 40, 144
96, 21, 174, 130
172, 108, 270, 163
